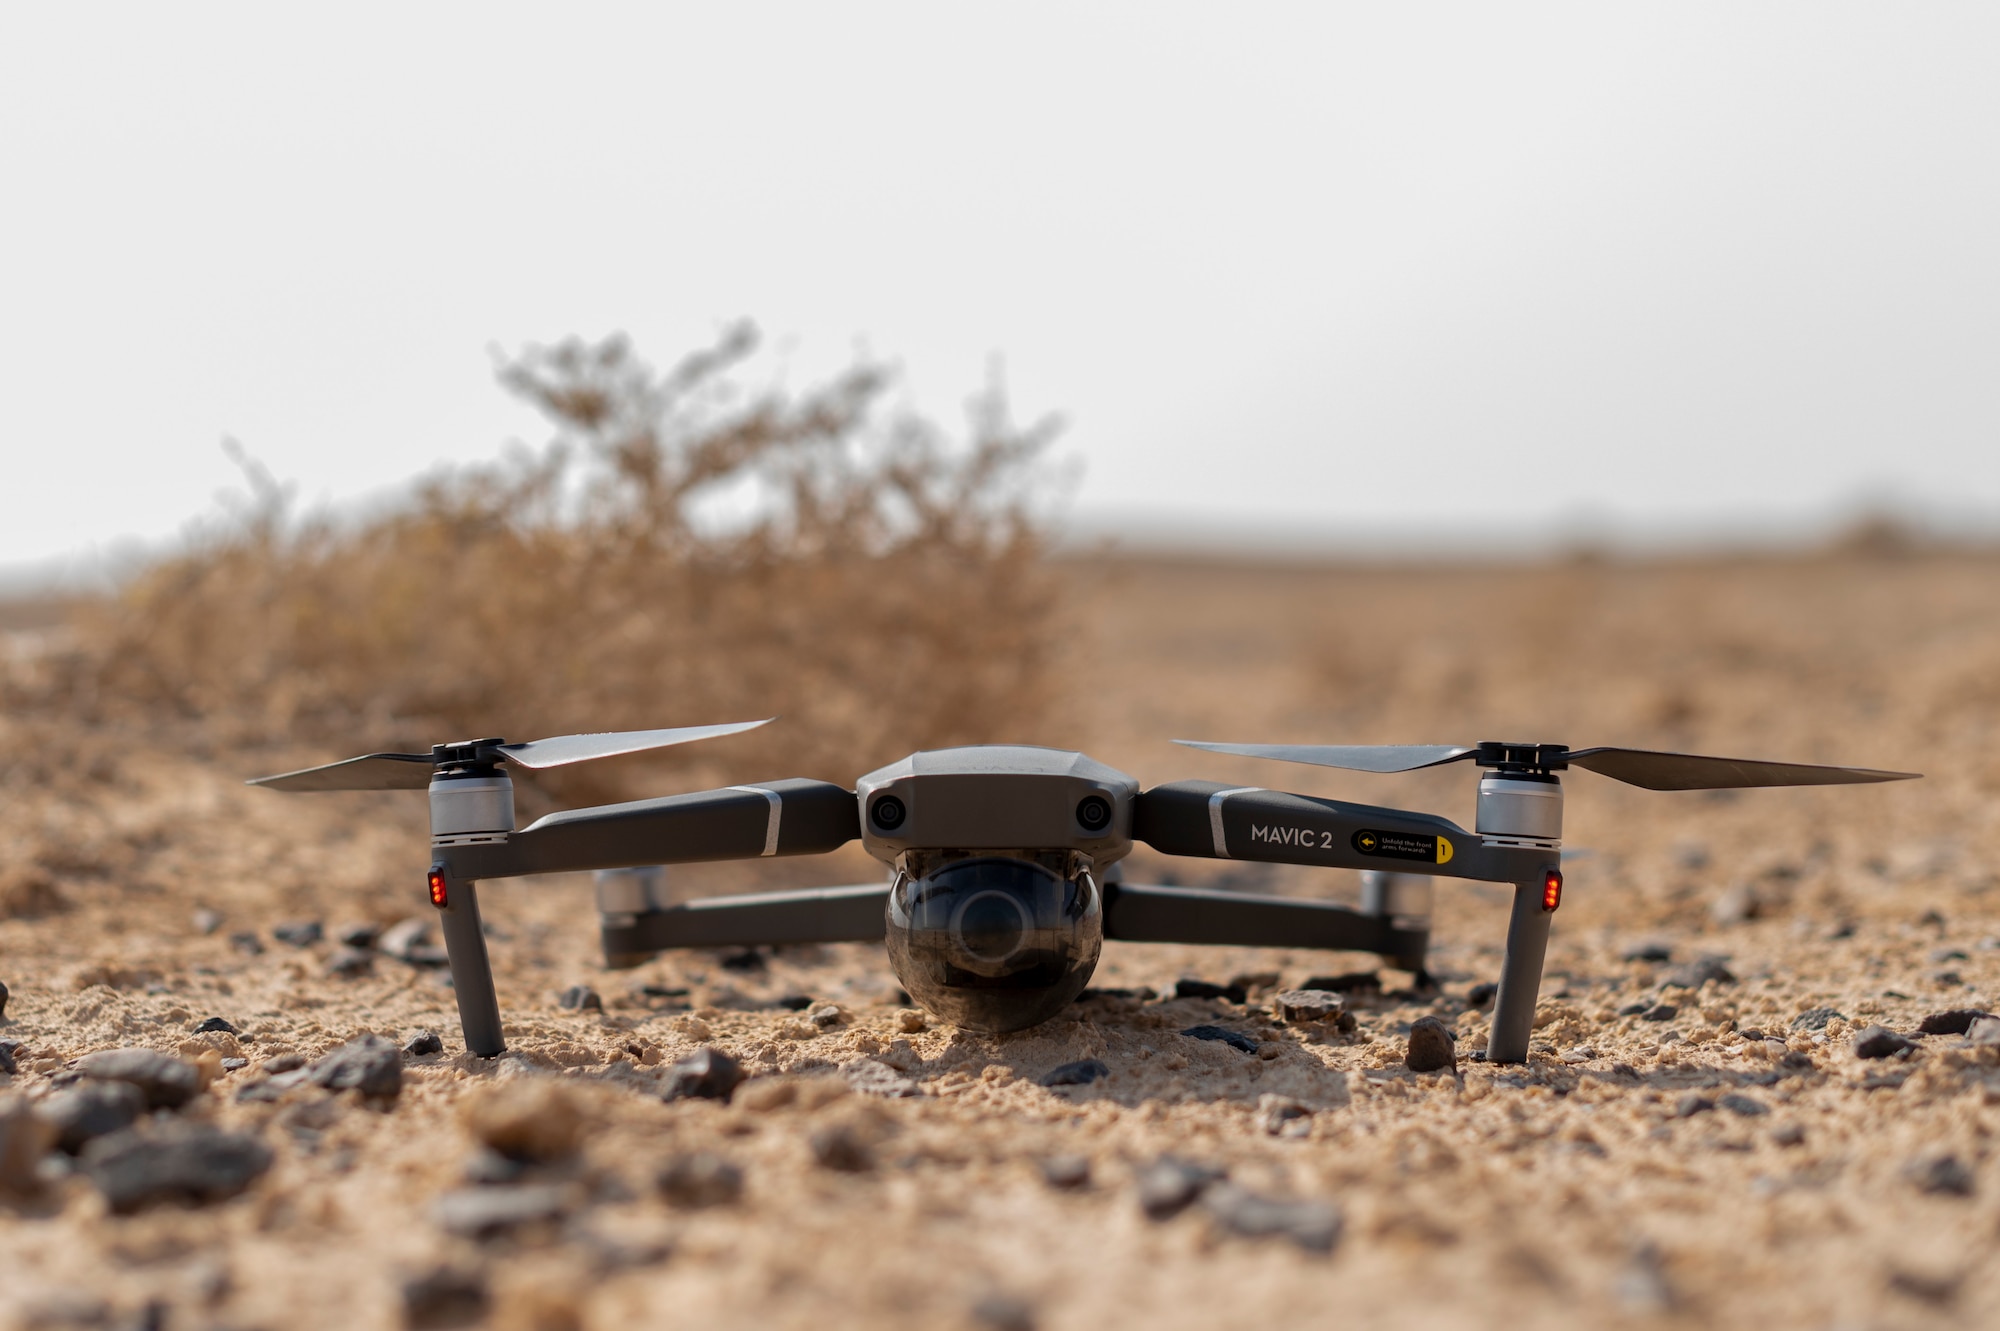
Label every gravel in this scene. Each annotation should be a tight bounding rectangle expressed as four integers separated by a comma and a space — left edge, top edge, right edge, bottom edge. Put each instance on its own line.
464, 1081, 586, 1162
1905, 1154, 1976, 1196
307, 1035, 403, 1099
1853, 1025, 1915, 1060
1200, 1183, 1342, 1254
325, 947, 375, 977
36, 1080, 145, 1152
1272, 989, 1352, 1028
557, 985, 604, 1012
657, 1151, 745, 1208
192, 1016, 238, 1035
841, 1058, 921, 1098
661, 1047, 745, 1102
1465, 982, 1498, 1009
1135, 1156, 1224, 1220
80, 1123, 273, 1213
1039, 1059, 1110, 1087
272, 920, 323, 948
1038, 1155, 1091, 1189
1792, 1007, 1844, 1031
1641, 1004, 1679, 1023
1621, 941, 1674, 963
1661, 957, 1735, 989
1180, 1025, 1258, 1054
1716, 1093, 1769, 1117
1404, 1015, 1456, 1072
433, 1183, 570, 1237
809, 1123, 874, 1172
336, 922, 382, 948
403, 1030, 444, 1057
75, 1048, 204, 1109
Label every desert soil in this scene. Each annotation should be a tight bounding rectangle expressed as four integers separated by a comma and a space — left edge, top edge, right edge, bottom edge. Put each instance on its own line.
4, 550, 2000, 1330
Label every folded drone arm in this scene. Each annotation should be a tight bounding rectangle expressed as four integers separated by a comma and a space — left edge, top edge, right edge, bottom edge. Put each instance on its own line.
1133, 781, 1545, 884
601, 882, 889, 964
1104, 881, 1427, 971
438, 778, 860, 880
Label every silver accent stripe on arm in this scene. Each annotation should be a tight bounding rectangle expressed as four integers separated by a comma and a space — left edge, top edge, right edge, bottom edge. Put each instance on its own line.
1208, 787, 1261, 858
729, 785, 782, 856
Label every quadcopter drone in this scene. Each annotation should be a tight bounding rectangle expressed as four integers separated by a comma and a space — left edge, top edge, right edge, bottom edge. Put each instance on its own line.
249, 724, 1916, 1064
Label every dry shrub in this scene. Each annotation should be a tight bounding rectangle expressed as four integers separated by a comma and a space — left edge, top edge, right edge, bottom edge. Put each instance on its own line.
48, 325, 1062, 793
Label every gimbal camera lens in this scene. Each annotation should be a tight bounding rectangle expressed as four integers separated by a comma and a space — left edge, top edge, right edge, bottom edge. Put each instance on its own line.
870, 795, 907, 830
1075, 795, 1111, 831
885, 854, 1101, 1032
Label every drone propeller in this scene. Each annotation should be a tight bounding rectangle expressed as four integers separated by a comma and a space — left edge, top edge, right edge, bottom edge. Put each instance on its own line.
247, 719, 774, 793
1174, 739, 1918, 790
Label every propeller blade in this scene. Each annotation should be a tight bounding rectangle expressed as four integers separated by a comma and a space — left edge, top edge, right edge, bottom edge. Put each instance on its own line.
1562, 747, 1920, 791
498, 719, 773, 770
1174, 740, 1480, 773
246, 753, 436, 792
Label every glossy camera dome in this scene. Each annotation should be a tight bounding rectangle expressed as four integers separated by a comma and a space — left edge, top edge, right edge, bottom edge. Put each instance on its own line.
884, 852, 1102, 1033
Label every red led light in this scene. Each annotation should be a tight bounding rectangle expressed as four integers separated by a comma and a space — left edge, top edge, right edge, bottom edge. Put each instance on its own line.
428, 867, 449, 909
1541, 869, 1563, 912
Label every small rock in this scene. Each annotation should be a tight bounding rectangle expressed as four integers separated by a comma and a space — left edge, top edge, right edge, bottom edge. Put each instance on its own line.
1887, 1267, 1962, 1306
262, 1053, 305, 1073
401, 1265, 488, 1330
772, 994, 815, 1011
895, 1010, 927, 1034
1200, 1182, 1342, 1254
809, 1123, 874, 1172
336, 922, 382, 949
220, 1058, 247, 1071
1135, 1156, 1223, 1220
1918, 1009, 1995, 1036
1930, 946, 1970, 963
80, 1123, 273, 1213
1621, 940, 1673, 963
1906, 1154, 1975, 1197
1273, 989, 1352, 1029
1616, 1240, 1678, 1313
1641, 1004, 1679, 1023
1771, 1122, 1806, 1147
376, 918, 432, 961
1181, 1025, 1258, 1054
1174, 978, 1247, 1004
192, 1017, 238, 1035
0, 980, 8, 1019
656, 1151, 744, 1208
76, 1049, 204, 1109
461, 1148, 530, 1186
36, 1081, 145, 1153
557, 985, 603, 1012
1404, 1016, 1456, 1072
1967, 1017, 2000, 1046
0, 1045, 17, 1077
1465, 982, 1498, 1009
325, 947, 375, 978
1672, 1093, 1714, 1118
1038, 1154, 1091, 1189
228, 931, 264, 956
191, 908, 224, 936
1, 1096, 57, 1194
1716, 1093, 1768, 1117
1560, 1046, 1596, 1064
463, 1080, 586, 1162
970, 1293, 1036, 1331
403, 1030, 444, 1057
433, 1183, 569, 1238
807, 1003, 844, 1029
1039, 1059, 1110, 1088
661, 1047, 745, 1103
1853, 1025, 1915, 1060
308, 1035, 403, 1099
1661, 957, 1734, 989
1256, 1094, 1313, 1136
272, 920, 323, 948
841, 1059, 920, 1098
1792, 1007, 1844, 1031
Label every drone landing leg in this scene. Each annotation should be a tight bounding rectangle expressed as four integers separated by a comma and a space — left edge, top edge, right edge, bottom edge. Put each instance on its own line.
436, 872, 505, 1057
1485, 882, 1554, 1064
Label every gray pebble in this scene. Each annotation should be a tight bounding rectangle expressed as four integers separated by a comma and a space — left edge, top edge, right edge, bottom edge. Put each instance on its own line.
1039, 1059, 1110, 1088
1641, 1004, 1679, 1023
1662, 957, 1735, 989
807, 1003, 844, 1029
1200, 1182, 1343, 1254
1968, 1017, 2000, 1046
1853, 1025, 1915, 1060
432, 1183, 569, 1237
656, 1151, 745, 1208
325, 947, 374, 978
401, 1266, 488, 1331
1616, 1001, 1651, 1017
1405, 1015, 1455, 1072
661, 1048, 744, 1103
1180, 1025, 1258, 1054
1906, 1154, 1975, 1197
1716, 1093, 1768, 1117
192, 907, 225, 936
308, 1035, 403, 1099
272, 920, 323, 948
228, 932, 264, 956
336, 922, 382, 949
841, 1059, 920, 1098
220, 1058, 247, 1071
76, 1049, 203, 1109
36, 1080, 145, 1153
0, 1042, 15, 1077
461, 1147, 531, 1186
1135, 1156, 1223, 1220
1672, 1093, 1714, 1118
1621, 940, 1674, 963
809, 1123, 873, 1172
1038, 1155, 1091, 1189
403, 1031, 444, 1057
557, 985, 603, 1012
1464, 982, 1498, 1009
192, 1016, 238, 1035
970, 1293, 1037, 1331
1771, 1122, 1806, 1147
262, 1053, 305, 1074
1791, 1007, 1844, 1031
376, 918, 432, 961
80, 1123, 273, 1213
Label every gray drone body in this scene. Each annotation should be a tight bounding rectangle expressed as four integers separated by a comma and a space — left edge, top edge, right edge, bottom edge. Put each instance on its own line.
247, 726, 1916, 1065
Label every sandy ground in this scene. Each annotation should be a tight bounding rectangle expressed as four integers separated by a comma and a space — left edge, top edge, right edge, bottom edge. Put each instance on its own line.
4, 550, 2000, 1330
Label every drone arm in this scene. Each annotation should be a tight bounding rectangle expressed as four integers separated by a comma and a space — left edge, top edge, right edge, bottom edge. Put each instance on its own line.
601, 882, 889, 965
1103, 882, 1426, 970
438, 778, 859, 880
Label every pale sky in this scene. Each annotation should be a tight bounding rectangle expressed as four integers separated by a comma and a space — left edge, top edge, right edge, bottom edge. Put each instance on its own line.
3, 4, 1997, 575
